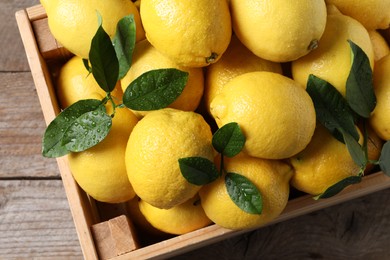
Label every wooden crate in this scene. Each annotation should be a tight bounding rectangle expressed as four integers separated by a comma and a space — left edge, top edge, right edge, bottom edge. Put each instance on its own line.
15, 4, 390, 260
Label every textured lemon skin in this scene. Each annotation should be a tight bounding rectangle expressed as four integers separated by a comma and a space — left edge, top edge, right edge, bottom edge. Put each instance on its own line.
68, 106, 139, 203
230, 0, 327, 62
203, 35, 282, 115
369, 54, 390, 140
140, 0, 232, 67
368, 30, 390, 62
139, 196, 212, 235
41, 0, 145, 59
210, 71, 316, 160
56, 56, 123, 109
121, 40, 204, 118
290, 125, 362, 196
125, 108, 214, 209
325, 0, 390, 30
199, 153, 293, 230
292, 6, 374, 96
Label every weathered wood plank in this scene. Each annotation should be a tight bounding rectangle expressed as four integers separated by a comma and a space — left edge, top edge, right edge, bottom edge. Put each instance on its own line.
172, 188, 390, 259
0, 0, 40, 71
0, 180, 83, 259
0, 72, 59, 178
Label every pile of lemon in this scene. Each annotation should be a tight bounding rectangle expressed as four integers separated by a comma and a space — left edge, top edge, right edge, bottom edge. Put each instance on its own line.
41, 0, 390, 235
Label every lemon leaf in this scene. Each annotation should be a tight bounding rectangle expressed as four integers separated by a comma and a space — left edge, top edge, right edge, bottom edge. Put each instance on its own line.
225, 172, 262, 215
123, 68, 188, 111
178, 157, 219, 185
89, 24, 119, 92
307, 74, 359, 143
212, 122, 246, 157
113, 14, 136, 79
82, 59, 92, 74
42, 99, 102, 158
379, 141, 390, 176
340, 129, 367, 168
346, 40, 376, 118
62, 104, 112, 152
314, 175, 362, 200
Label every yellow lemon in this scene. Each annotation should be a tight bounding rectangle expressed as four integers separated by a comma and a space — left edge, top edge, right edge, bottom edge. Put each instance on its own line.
292, 5, 374, 96
369, 30, 390, 62
126, 197, 171, 240
290, 124, 362, 196
203, 35, 282, 115
125, 108, 214, 209
56, 56, 123, 109
325, 0, 390, 30
140, 0, 232, 67
369, 54, 390, 140
121, 40, 204, 118
41, 0, 145, 59
199, 153, 293, 230
68, 105, 139, 203
230, 0, 327, 62
139, 195, 212, 235
210, 71, 316, 160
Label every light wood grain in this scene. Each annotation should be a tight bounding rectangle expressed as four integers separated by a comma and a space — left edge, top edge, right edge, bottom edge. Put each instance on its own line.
0, 180, 83, 259
0, 72, 59, 178
0, 0, 40, 71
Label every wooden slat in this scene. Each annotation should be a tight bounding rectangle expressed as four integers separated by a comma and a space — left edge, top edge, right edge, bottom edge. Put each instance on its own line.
91, 215, 139, 259
0, 0, 40, 71
0, 180, 83, 259
0, 72, 59, 178
15, 9, 100, 259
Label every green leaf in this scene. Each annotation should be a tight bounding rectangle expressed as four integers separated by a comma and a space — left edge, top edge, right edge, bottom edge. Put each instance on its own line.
379, 141, 390, 176
89, 24, 119, 92
82, 59, 92, 74
225, 172, 262, 215
346, 40, 376, 118
340, 129, 367, 168
62, 104, 112, 152
307, 74, 359, 142
123, 68, 189, 111
112, 14, 136, 79
314, 175, 362, 199
42, 99, 102, 158
178, 157, 219, 185
212, 122, 246, 157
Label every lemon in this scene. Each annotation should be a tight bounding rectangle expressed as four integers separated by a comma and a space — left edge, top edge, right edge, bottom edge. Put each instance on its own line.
230, 0, 327, 62
369, 54, 390, 140
210, 71, 316, 160
56, 56, 123, 109
199, 153, 293, 230
125, 108, 214, 209
140, 0, 232, 67
139, 195, 212, 235
325, 0, 390, 30
203, 35, 282, 115
292, 5, 374, 97
290, 124, 362, 196
121, 40, 204, 118
126, 197, 170, 239
68, 104, 139, 203
369, 30, 390, 62
41, 0, 145, 59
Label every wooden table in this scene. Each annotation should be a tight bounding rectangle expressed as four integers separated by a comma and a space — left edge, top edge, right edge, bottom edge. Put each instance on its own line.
2, 1, 390, 259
